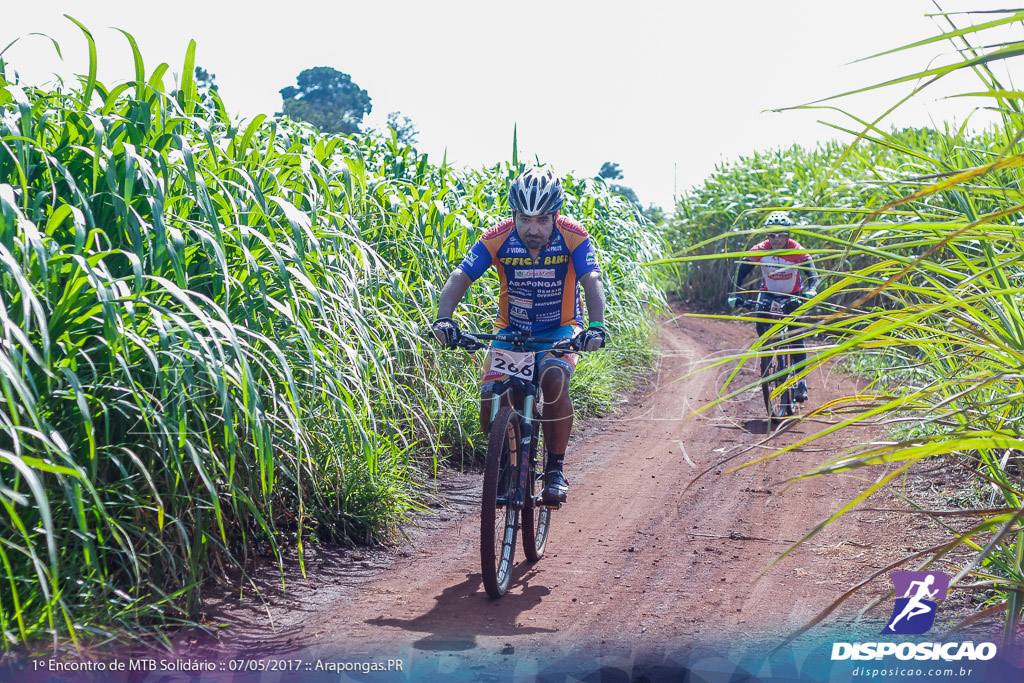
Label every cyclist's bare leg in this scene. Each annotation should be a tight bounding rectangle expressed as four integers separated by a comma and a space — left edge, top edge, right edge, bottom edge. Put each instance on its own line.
539, 364, 572, 455
538, 364, 572, 502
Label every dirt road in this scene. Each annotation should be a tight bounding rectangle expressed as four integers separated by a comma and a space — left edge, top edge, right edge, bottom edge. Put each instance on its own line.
192, 310, 1007, 681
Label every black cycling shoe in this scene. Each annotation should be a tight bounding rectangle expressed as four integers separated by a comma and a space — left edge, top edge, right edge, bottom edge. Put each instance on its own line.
542, 469, 569, 503
794, 382, 809, 403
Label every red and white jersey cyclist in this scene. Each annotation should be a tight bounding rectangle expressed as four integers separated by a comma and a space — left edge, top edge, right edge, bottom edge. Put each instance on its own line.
728, 210, 819, 405
733, 215, 819, 296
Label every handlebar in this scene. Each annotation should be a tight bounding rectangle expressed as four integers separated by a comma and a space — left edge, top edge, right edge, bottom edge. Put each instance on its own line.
733, 292, 810, 310
452, 331, 580, 354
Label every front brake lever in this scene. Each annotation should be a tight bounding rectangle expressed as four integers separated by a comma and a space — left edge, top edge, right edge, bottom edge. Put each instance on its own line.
550, 338, 573, 357
457, 333, 483, 351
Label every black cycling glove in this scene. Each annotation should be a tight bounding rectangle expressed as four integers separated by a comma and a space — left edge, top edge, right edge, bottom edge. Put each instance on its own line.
574, 324, 607, 351
431, 317, 461, 349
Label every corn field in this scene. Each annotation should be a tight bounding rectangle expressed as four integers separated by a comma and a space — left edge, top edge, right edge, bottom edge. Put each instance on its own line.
0, 25, 665, 650
667, 9, 1024, 644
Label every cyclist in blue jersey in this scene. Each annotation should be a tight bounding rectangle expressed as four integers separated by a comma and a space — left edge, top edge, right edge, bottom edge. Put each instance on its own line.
432, 168, 607, 504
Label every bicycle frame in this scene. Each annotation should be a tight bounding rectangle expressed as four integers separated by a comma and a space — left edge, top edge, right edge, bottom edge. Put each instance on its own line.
464, 330, 572, 510
739, 293, 803, 422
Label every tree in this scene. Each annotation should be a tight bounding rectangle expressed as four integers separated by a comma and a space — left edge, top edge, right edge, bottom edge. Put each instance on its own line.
194, 67, 218, 93
193, 66, 220, 107
611, 183, 640, 206
598, 162, 640, 207
599, 161, 623, 180
279, 67, 372, 135
386, 111, 419, 145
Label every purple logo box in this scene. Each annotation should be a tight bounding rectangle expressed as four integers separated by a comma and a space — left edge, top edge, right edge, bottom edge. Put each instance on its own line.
891, 571, 949, 600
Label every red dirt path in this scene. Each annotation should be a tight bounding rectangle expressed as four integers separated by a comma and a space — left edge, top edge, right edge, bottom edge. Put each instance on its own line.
189, 309, 1009, 681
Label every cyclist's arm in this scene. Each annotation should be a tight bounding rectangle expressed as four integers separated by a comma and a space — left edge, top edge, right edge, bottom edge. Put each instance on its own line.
734, 259, 755, 293
436, 269, 473, 319
802, 254, 820, 293
580, 270, 606, 324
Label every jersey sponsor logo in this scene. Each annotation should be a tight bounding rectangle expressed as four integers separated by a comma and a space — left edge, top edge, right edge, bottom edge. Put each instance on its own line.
766, 267, 796, 280
534, 269, 556, 279
509, 295, 532, 309
511, 280, 561, 289
586, 252, 597, 266
510, 306, 529, 318
499, 256, 541, 266
543, 254, 570, 265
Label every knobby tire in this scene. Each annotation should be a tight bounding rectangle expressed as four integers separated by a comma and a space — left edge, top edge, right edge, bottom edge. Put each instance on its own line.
761, 352, 793, 425
521, 397, 551, 562
481, 405, 520, 598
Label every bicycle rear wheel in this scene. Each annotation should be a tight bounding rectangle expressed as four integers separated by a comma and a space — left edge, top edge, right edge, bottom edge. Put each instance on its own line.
521, 400, 551, 562
481, 405, 520, 598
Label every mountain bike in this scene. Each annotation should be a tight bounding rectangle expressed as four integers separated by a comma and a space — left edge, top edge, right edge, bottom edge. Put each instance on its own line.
737, 293, 805, 425
452, 330, 580, 598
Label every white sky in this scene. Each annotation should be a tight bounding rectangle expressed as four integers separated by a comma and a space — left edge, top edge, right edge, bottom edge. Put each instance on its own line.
3, 1, 1021, 210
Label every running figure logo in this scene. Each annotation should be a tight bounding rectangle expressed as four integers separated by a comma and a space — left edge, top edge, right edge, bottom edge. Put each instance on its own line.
881, 571, 950, 635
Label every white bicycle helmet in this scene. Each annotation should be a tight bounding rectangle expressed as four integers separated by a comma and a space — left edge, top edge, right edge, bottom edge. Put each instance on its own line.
764, 211, 794, 227
509, 168, 564, 216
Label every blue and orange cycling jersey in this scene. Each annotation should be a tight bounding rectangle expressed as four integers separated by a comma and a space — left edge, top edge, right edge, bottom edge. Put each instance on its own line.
457, 216, 601, 333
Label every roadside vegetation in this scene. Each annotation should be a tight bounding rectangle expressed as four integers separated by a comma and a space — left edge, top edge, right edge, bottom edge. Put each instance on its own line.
5, 3, 1023, 657
665, 9, 1024, 644
0, 24, 664, 650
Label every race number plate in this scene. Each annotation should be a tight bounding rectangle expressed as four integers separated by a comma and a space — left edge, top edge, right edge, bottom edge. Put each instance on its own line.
489, 348, 535, 381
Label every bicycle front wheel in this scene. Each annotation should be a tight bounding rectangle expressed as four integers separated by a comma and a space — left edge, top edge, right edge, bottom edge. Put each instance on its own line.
760, 353, 791, 423
481, 405, 520, 598
521, 401, 551, 562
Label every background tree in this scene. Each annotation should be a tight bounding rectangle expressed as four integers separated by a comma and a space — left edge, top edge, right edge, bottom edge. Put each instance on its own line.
598, 161, 640, 208
386, 111, 419, 145
279, 66, 372, 135
194, 66, 219, 106
599, 161, 623, 180
611, 183, 640, 206
194, 66, 217, 93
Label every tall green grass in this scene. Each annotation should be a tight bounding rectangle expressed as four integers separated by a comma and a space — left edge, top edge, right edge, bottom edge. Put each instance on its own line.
0, 23, 665, 650
667, 8, 1024, 644
667, 127, 977, 308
